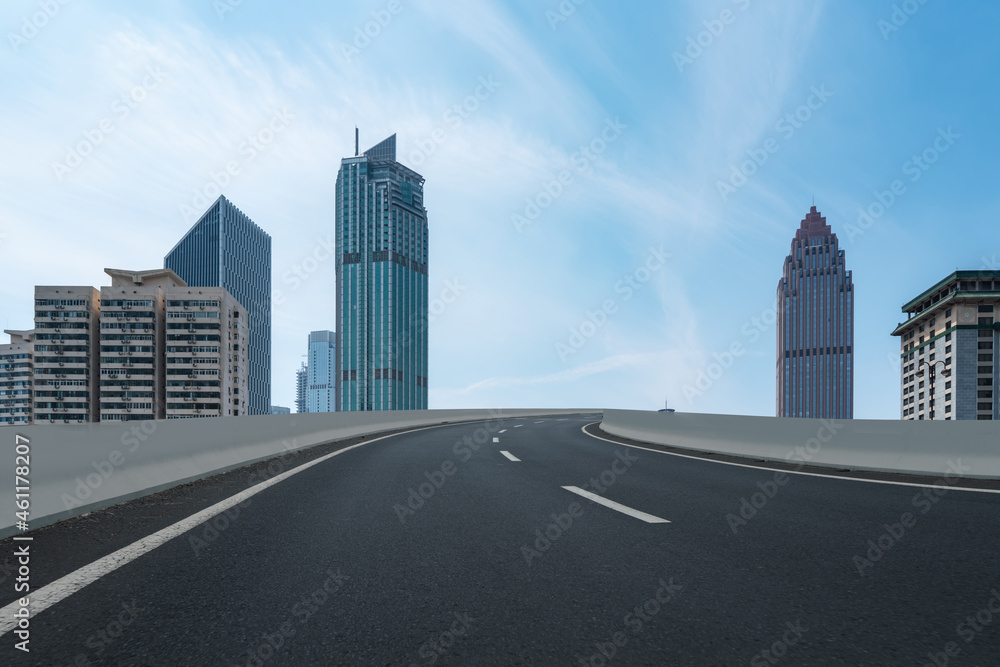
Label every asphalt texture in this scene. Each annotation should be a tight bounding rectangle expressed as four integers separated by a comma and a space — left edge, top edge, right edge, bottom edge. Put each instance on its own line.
3, 414, 1000, 665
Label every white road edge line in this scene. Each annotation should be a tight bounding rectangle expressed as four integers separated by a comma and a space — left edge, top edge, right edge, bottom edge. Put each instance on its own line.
562, 485, 669, 524
501, 451, 521, 462
0, 421, 478, 637
581, 423, 1000, 495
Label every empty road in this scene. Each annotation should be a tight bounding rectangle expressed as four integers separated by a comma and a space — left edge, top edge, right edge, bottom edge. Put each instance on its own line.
3, 414, 1000, 665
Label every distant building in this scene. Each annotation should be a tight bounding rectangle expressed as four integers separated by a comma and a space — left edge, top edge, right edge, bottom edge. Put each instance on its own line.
307, 330, 336, 412
295, 362, 307, 414
776, 206, 854, 419
0, 330, 34, 426
165, 195, 271, 415
891, 271, 999, 420
335, 133, 428, 410
270, 405, 291, 415
33, 286, 101, 423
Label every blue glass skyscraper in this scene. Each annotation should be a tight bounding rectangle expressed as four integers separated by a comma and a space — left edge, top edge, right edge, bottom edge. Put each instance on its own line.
335, 133, 428, 410
306, 330, 335, 412
165, 195, 272, 415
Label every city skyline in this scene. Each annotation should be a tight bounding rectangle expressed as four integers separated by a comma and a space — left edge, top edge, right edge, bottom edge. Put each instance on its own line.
2, 1, 999, 417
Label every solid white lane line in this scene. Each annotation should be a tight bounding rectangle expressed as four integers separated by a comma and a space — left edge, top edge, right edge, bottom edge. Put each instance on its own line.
562, 486, 669, 524
0, 422, 462, 637
514, 425, 523, 428
501, 451, 521, 462
492, 437, 500, 443
499, 429, 507, 434
581, 423, 1000, 495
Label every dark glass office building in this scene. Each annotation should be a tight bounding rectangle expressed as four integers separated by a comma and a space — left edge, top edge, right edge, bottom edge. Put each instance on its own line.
776, 206, 854, 419
165, 195, 272, 415
335, 133, 428, 410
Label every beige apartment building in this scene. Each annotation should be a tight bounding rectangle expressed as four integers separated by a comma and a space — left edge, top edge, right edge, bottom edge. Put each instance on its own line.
33, 287, 102, 423
99, 269, 179, 421
0, 330, 35, 426
892, 270, 999, 420
12, 272, 248, 424
164, 286, 248, 419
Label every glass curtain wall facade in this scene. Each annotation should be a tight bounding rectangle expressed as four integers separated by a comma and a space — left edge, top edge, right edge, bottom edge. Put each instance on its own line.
165, 195, 272, 415
307, 330, 336, 412
776, 206, 854, 419
335, 134, 428, 411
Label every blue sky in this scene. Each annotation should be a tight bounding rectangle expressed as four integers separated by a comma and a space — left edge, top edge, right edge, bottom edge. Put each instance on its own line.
1, 0, 998, 417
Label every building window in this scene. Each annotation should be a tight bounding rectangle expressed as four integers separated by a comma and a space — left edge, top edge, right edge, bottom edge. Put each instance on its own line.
945, 405, 952, 413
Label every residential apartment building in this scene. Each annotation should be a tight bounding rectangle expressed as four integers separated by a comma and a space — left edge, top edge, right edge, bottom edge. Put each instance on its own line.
165, 287, 248, 419
0, 330, 34, 426
33, 287, 101, 423
99, 269, 178, 421
776, 206, 854, 419
335, 133, 428, 410
892, 270, 1000, 420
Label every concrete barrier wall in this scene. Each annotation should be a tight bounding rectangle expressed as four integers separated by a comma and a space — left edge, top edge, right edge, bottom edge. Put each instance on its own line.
3, 409, 593, 538
600, 409, 1000, 479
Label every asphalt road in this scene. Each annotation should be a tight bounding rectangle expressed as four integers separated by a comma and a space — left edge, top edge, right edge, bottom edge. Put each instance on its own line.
3, 414, 1000, 665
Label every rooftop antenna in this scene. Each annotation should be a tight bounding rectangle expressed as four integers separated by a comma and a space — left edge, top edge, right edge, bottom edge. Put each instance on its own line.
355, 127, 359, 156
